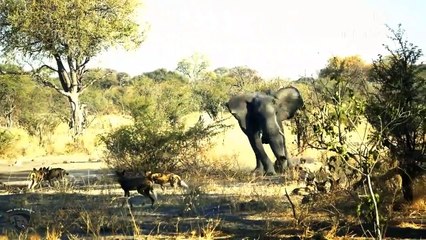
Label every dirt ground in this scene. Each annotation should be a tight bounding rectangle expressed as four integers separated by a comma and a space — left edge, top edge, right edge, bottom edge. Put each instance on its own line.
0, 114, 424, 239
0, 154, 425, 239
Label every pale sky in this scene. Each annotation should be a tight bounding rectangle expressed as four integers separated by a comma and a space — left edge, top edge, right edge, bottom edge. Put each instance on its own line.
91, 0, 426, 80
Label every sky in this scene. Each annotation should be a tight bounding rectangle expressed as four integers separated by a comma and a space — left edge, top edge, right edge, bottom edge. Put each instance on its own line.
91, 0, 426, 80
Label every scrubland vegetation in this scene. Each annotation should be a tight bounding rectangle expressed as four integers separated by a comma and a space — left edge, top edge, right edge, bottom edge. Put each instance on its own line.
0, 1, 424, 239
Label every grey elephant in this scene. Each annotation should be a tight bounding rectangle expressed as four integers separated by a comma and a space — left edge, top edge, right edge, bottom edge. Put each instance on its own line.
226, 86, 304, 175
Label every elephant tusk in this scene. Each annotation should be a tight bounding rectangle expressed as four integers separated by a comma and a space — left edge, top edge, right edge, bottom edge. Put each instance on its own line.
274, 114, 286, 137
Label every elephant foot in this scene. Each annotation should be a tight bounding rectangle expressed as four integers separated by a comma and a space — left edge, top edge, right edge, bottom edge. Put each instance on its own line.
264, 170, 276, 176
274, 159, 288, 174
252, 168, 264, 177
263, 166, 277, 176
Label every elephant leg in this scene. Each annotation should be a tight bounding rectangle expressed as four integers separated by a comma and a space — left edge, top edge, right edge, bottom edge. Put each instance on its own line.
268, 133, 288, 173
247, 133, 276, 175
254, 157, 264, 174
279, 121, 291, 167
268, 119, 292, 173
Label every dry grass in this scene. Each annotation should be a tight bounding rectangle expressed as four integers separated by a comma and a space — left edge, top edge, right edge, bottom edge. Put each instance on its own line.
1, 113, 424, 239
1, 172, 424, 239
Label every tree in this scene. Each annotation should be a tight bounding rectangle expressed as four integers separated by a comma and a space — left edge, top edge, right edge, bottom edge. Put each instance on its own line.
84, 68, 120, 90
176, 53, 210, 82
294, 68, 384, 239
0, 64, 34, 128
193, 76, 230, 119
228, 66, 263, 91
0, 0, 146, 136
143, 68, 185, 83
366, 25, 425, 202
319, 55, 371, 97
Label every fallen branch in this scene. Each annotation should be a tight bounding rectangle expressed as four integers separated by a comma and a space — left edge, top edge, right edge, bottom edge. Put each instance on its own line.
284, 188, 298, 226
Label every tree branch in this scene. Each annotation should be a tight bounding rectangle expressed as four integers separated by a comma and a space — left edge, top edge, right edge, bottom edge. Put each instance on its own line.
77, 57, 90, 69
39, 64, 58, 73
79, 72, 111, 94
34, 74, 70, 97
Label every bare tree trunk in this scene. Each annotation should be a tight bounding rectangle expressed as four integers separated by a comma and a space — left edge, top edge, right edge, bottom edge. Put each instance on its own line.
5, 106, 14, 128
400, 170, 414, 202
68, 93, 85, 136
37, 55, 96, 138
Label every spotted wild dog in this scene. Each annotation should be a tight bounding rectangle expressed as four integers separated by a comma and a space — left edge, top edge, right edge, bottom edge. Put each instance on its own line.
28, 167, 46, 189
145, 171, 189, 191
115, 170, 157, 206
43, 167, 69, 186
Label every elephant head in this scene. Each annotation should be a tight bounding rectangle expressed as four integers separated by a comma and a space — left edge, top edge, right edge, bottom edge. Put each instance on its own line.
226, 86, 304, 175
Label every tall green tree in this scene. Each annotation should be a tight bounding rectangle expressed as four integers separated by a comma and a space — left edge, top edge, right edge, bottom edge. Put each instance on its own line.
0, 64, 32, 127
228, 66, 263, 92
0, 0, 146, 136
176, 53, 210, 82
143, 68, 185, 83
366, 25, 425, 202
319, 55, 371, 96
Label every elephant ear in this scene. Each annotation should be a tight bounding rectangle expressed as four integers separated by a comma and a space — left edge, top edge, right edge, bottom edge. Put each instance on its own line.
273, 86, 304, 121
226, 93, 256, 131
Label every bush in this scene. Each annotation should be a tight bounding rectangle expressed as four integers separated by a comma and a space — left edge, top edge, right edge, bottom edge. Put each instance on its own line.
100, 114, 227, 173
0, 128, 13, 156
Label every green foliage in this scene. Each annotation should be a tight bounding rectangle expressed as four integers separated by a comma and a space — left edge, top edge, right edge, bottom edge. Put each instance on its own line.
297, 77, 366, 154
0, 129, 13, 155
293, 58, 381, 183
193, 77, 230, 119
0, 65, 65, 134
0, 0, 144, 58
366, 25, 425, 202
319, 55, 370, 96
99, 73, 227, 172
125, 76, 198, 124
176, 53, 210, 82
367, 25, 425, 158
226, 66, 264, 92
100, 113, 226, 173
19, 113, 61, 146
143, 68, 185, 83
0, 66, 32, 127
357, 194, 382, 225
0, 0, 146, 136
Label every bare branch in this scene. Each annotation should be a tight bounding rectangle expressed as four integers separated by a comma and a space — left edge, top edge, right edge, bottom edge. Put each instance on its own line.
79, 72, 111, 94
77, 57, 90, 69
39, 64, 58, 72
33, 74, 70, 97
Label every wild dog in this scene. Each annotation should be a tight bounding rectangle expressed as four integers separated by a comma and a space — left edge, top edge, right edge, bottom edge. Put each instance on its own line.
115, 170, 156, 207
43, 167, 69, 187
145, 171, 189, 191
28, 167, 46, 189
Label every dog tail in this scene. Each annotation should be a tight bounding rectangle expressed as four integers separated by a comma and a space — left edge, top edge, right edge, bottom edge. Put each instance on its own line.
172, 175, 189, 189
179, 180, 189, 189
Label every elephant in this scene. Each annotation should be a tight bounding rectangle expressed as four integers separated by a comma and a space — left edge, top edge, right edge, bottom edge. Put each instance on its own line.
226, 86, 304, 175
